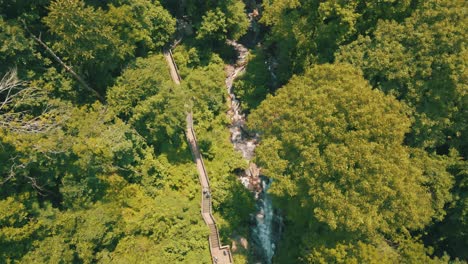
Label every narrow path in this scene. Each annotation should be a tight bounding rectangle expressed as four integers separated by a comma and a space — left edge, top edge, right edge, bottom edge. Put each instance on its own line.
164, 50, 181, 85
164, 51, 233, 264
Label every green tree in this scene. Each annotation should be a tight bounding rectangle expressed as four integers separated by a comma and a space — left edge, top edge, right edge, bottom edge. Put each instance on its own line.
249, 63, 453, 262
0, 18, 35, 75
162, 0, 249, 41
184, 54, 226, 115
425, 153, 468, 260
232, 48, 273, 111
107, 54, 173, 119
107, 54, 186, 151
304, 239, 450, 264
196, 8, 228, 42
43, 0, 133, 88
0, 197, 41, 261
0, 0, 49, 19
1, 1, 255, 262
106, 0, 176, 51
337, 0, 467, 154
260, 0, 417, 84
224, 0, 250, 40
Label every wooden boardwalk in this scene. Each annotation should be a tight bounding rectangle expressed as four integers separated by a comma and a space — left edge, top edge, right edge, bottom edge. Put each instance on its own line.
164, 51, 233, 264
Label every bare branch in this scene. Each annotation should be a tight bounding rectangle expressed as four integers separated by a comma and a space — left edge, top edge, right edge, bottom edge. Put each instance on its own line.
0, 68, 24, 111
0, 70, 66, 134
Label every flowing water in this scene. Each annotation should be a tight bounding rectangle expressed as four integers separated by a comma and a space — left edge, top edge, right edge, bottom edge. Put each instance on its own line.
252, 178, 275, 263
226, 40, 280, 264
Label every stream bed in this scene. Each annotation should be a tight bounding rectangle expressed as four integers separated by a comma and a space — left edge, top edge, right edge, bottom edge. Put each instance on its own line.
225, 40, 282, 264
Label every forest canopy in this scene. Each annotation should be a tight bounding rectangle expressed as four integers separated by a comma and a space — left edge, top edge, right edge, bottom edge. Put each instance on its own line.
248, 63, 454, 263
1, 0, 466, 263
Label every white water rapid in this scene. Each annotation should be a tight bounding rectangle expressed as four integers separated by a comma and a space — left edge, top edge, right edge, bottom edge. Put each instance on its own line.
226, 40, 279, 264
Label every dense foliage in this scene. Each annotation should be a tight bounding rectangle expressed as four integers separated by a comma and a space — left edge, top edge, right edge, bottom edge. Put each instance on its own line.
337, 0, 467, 154
248, 64, 454, 263
1, 0, 466, 263
1, 0, 252, 263
259, 0, 417, 83
243, 0, 467, 262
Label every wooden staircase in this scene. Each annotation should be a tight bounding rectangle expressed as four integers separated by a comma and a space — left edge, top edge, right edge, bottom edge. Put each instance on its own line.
164, 50, 233, 264
202, 197, 210, 213
209, 223, 220, 248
